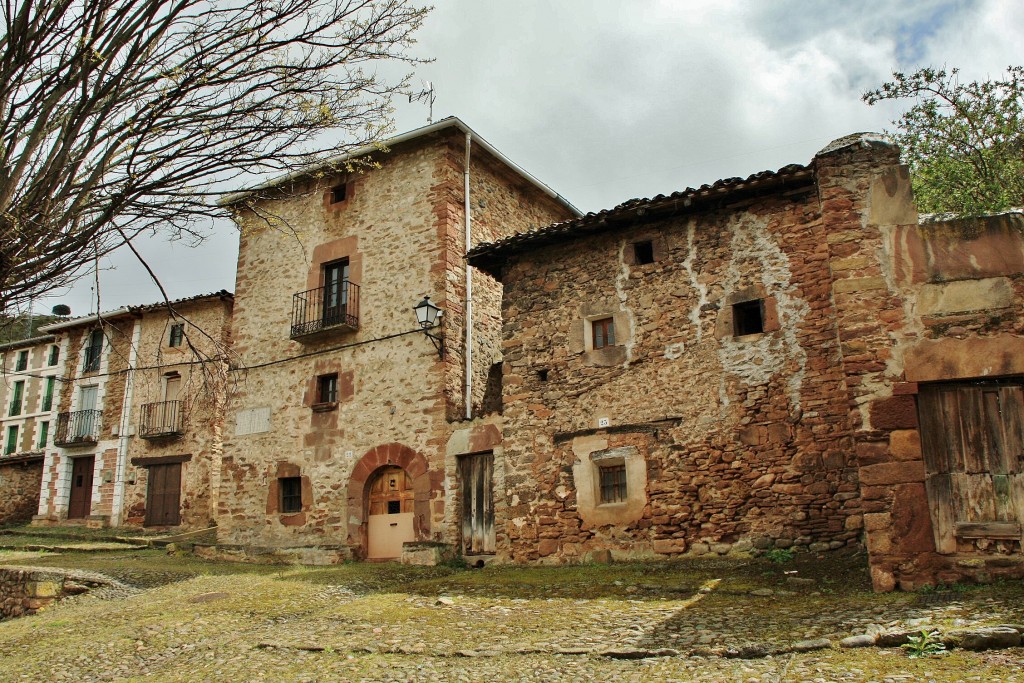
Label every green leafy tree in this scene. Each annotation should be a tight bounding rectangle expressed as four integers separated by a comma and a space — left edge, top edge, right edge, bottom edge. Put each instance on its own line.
863, 66, 1024, 216
0, 0, 428, 315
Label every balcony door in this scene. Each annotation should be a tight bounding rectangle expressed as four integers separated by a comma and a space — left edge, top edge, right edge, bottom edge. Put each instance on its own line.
75, 386, 98, 438
322, 260, 349, 326
159, 374, 181, 432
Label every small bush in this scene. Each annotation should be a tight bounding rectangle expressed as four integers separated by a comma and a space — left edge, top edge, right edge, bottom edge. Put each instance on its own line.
765, 548, 794, 564
902, 629, 946, 658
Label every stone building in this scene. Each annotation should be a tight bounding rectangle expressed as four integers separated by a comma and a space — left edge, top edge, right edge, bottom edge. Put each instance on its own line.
33, 292, 233, 528
216, 118, 577, 561
469, 134, 1024, 590
0, 334, 62, 524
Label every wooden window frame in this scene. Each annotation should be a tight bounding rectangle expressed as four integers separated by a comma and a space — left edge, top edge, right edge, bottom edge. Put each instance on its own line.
4, 425, 17, 455
592, 317, 615, 350
317, 373, 339, 404
48, 345, 59, 366
279, 476, 303, 514
9, 380, 24, 417
331, 183, 348, 204
15, 350, 28, 372
38, 421, 49, 449
42, 376, 55, 412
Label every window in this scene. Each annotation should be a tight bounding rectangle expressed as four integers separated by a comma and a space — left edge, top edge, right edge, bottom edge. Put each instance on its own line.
331, 182, 347, 204
733, 299, 765, 336
38, 421, 49, 449
592, 318, 615, 349
317, 373, 338, 404
599, 464, 627, 504
48, 345, 59, 366
15, 350, 28, 372
4, 425, 17, 455
280, 477, 302, 513
168, 323, 184, 348
42, 377, 55, 412
9, 380, 24, 416
83, 329, 103, 372
633, 240, 655, 265
537, 369, 549, 382
322, 259, 350, 325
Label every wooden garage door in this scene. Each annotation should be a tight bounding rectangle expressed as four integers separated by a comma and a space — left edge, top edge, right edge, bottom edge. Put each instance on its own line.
145, 463, 182, 527
918, 381, 1024, 553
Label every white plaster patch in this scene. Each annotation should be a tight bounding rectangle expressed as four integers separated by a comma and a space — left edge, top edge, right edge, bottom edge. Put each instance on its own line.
716, 214, 810, 409
555, 485, 569, 500
664, 342, 685, 360
615, 241, 636, 366
682, 220, 709, 340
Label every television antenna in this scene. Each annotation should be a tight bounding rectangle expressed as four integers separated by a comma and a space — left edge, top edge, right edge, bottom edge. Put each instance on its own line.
409, 80, 436, 124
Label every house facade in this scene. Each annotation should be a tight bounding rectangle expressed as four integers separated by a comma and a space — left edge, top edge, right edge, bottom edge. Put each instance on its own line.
33, 292, 232, 528
215, 118, 577, 561
0, 334, 62, 524
469, 134, 1024, 590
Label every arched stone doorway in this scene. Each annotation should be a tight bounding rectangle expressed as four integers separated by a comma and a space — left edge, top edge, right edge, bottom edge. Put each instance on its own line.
346, 443, 432, 559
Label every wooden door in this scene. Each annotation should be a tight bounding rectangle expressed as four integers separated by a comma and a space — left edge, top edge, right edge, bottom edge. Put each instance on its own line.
145, 463, 182, 527
919, 381, 1024, 553
459, 452, 495, 555
366, 466, 414, 559
67, 456, 94, 519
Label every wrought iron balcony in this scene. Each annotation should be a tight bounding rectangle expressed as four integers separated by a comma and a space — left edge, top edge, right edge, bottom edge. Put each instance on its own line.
290, 281, 360, 340
139, 400, 184, 439
54, 410, 101, 446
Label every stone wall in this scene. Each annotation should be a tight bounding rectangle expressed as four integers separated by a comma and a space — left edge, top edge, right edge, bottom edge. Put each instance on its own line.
819, 160, 1024, 590
0, 568, 64, 620
492, 156, 868, 562
0, 457, 43, 524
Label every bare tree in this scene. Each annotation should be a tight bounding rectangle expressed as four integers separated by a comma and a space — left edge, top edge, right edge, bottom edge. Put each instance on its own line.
0, 0, 429, 314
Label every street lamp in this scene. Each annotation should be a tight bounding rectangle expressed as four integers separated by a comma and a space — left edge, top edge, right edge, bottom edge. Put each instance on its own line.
413, 296, 444, 358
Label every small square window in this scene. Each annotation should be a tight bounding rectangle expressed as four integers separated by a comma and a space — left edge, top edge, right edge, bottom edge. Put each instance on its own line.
317, 373, 338, 404
15, 350, 28, 372
169, 323, 184, 347
592, 318, 615, 350
537, 369, 549, 382
633, 240, 655, 265
331, 183, 347, 204
280, 477, 302, 513
48, 345, 59, 366
599, 464, 627, 504
733, 300, 765, 336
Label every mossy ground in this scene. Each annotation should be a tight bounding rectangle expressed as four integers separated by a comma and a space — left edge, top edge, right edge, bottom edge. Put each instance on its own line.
2, 528, 1024, 681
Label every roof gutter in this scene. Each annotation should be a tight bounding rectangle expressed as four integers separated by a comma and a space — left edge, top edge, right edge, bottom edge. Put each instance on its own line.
218, 118, 582, 217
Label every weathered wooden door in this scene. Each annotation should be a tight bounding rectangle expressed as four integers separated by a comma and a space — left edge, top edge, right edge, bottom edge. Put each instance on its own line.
459, 452, 495, 555
366, 466, 414, 559
67, 456, 94, 519
919, 381, 1024, 553
145, 463, 182, 527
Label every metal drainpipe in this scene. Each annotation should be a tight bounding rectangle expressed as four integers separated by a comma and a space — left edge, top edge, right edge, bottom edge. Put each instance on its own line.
111, 318, 141, 526
464, 132, 473, 420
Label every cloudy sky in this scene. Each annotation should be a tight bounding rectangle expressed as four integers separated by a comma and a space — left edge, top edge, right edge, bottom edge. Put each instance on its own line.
38, 0, 1024, 317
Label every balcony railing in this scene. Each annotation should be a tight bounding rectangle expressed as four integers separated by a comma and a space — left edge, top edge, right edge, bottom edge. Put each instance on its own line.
139, 400, 184, 439
54, 410, 101, 446
290, 281, 360, 340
